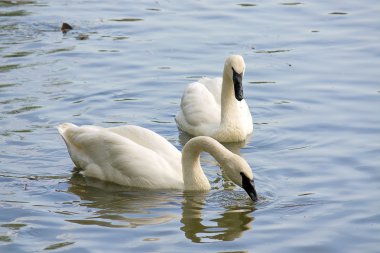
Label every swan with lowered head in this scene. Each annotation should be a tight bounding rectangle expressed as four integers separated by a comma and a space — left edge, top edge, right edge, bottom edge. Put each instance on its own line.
175, 55, 253, 142
58, 123, 257, 201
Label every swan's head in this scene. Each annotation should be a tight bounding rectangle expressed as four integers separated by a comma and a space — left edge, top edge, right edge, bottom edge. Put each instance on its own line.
224, 55, 246, 101
224, 154, 257, 201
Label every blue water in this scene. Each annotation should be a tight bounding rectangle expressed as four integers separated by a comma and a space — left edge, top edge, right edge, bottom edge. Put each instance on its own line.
1, 0, 380, 252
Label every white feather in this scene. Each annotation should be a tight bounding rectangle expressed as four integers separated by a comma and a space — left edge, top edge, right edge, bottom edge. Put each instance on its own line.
58, 123, 255, 199
176, 55, 253, 142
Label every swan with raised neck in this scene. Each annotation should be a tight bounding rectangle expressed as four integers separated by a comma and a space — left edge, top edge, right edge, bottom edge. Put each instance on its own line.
176, 55, 253, 142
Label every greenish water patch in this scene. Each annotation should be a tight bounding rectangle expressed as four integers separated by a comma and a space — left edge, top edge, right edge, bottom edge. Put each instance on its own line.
0, 129, 33, 136
54, 210, 78, 215
0, 235, 11, 242
67, 219, 127, 228
44, 241, 75, 251
0, 10, 30, 16
3, 51, 33, 58
46, 46, 75, 55
0, 83, 16, 88
151, 120, 172, 124
0, 0, 35, 7
1, 223, 27, 229
0, 64, 20, 72
110, 18, 144, 22
113, 36, 129, 40
11, 129, 33, 133
0, 97, 37, 105
0, 24, 18, 31
6, 105, 42, 115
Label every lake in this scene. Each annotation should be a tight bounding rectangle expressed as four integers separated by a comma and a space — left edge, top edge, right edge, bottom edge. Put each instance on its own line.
1, 0, 380, 252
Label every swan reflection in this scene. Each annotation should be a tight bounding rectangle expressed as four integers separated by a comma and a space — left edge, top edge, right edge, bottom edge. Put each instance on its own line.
181, 192, 255, 243
67, 171, 256, 242
66, 172, 179, 228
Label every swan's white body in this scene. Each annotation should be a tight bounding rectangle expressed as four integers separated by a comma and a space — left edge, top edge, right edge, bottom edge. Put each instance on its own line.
176, 55, 253, 142
58, 123, 183, 189
58, 123, 256, 200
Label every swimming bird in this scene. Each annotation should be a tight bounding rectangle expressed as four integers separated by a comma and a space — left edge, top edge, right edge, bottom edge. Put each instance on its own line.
175, 55, 253, 142
58, 123, 257, 201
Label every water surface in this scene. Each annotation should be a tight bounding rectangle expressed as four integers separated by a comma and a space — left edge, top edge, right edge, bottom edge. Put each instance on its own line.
1, 0, 380, 252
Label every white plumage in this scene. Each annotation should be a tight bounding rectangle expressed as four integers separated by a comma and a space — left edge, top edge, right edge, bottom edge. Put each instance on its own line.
176, 55, 253, 142
58, 123, 257, 200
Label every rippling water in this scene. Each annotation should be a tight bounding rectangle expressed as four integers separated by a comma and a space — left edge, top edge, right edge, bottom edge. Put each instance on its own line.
1, 0, 380, 252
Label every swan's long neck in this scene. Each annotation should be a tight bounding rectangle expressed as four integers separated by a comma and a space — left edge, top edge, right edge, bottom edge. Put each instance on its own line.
220, 70, 240, 125
181, 136, 231, 191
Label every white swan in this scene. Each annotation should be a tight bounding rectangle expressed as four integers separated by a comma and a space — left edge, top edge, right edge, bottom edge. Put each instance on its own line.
175, 55, 253, 142
58, 123, 257, 201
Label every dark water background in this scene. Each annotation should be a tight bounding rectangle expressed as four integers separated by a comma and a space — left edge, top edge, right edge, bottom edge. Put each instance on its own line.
1, 0, 380, 252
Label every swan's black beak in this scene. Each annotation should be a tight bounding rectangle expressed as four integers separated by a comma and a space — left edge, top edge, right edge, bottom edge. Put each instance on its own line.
240, 172, 258, 201
232, 68, 244, 101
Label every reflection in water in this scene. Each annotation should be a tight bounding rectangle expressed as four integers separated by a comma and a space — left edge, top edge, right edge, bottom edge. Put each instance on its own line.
67, 172, 255, 242
177, 129, 256, 242
66, 173, 178, 228
181, 193, 255, 243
